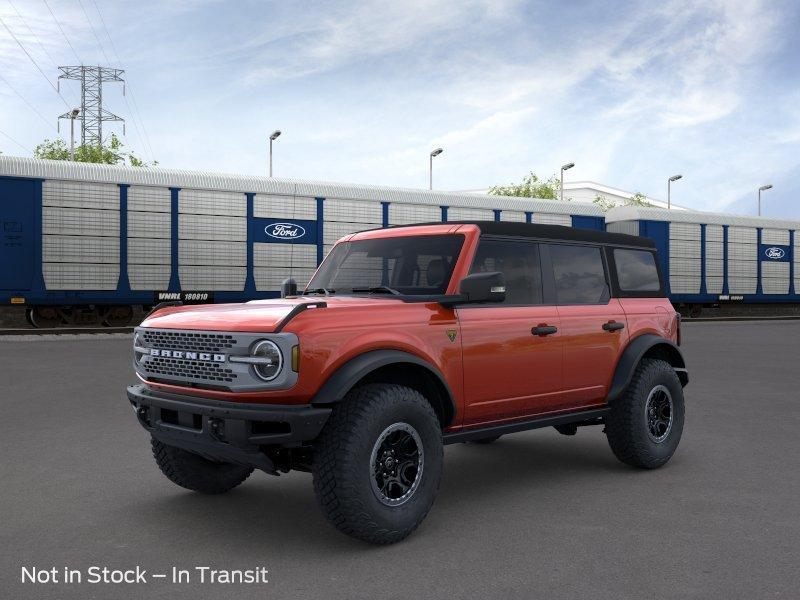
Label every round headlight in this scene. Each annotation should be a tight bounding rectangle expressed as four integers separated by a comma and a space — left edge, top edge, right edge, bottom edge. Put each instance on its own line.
252, 340, 283, 381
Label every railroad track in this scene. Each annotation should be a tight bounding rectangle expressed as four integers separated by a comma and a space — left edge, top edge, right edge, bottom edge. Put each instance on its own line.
0, 327, 134, 336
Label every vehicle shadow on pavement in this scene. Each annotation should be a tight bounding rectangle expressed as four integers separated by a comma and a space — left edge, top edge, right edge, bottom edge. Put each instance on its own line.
124, 429, 634, 551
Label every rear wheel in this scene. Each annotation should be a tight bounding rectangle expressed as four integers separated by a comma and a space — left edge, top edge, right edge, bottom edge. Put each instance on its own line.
312, 383, 443, 544
151, 438, 253, 494
605, 358, 684, 469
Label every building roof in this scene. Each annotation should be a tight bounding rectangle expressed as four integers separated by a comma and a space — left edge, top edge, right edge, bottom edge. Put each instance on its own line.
0, 155, 604, 217
606, 205, 800, 230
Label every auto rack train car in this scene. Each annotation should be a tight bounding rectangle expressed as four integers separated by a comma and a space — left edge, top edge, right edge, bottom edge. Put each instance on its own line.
606, 205, 800, 317
0, 156, 605, 327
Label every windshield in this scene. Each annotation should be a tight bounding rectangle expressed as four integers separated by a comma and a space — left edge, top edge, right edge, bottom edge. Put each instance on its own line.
307, 234, 464, 296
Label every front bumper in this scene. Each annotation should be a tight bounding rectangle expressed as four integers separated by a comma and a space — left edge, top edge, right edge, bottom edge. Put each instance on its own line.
127, 384, 331, 474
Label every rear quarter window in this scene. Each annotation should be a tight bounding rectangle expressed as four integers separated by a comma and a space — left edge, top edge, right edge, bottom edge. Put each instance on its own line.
613, 248, 661, 293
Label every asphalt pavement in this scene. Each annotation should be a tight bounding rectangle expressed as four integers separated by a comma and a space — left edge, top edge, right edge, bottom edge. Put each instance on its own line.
1, 321, 798, 600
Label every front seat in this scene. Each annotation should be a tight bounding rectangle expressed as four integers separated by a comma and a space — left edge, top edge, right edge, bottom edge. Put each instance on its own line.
426, 259, 446, 289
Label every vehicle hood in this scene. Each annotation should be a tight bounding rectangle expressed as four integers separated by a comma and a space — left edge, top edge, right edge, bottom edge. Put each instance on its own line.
140, 296, 405, 333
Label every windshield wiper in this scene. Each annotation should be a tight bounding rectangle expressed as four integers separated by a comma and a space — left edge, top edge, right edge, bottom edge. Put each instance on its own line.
302, 287, 335, 296
351, 285, 401, 295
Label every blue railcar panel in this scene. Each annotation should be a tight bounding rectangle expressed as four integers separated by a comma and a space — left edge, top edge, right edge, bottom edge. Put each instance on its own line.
638, 220, 670, 296
571, 215, 604, 230
0, 177, 37, 291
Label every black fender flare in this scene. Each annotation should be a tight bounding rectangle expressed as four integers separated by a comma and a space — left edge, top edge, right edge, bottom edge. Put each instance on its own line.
311, 349, 457, 427
606, 334, 688, 404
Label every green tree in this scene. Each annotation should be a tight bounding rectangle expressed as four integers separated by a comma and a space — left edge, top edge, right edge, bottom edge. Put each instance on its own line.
592, 191, 653, 212
33, 133, 156, 167
489, 172, 561, 199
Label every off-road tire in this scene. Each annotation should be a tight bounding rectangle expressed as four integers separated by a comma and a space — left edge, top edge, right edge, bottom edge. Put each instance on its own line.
312, 383, 443, 544
605, 358, 684, 469
471, 435, 502, 444
151, 438, 253, 494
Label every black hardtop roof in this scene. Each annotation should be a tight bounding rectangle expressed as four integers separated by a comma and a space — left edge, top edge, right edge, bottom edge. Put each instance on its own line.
396, 221, 655, 249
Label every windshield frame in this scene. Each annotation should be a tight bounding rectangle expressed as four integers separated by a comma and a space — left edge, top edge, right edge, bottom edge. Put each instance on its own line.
305, 233, 467, 298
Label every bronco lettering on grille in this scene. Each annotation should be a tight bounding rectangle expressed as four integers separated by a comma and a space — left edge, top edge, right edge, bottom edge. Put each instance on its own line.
149, 349, 226, 362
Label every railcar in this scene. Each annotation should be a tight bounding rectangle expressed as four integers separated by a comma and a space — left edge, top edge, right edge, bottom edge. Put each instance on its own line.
0, 156, 605, 327
606, 206, 799, 317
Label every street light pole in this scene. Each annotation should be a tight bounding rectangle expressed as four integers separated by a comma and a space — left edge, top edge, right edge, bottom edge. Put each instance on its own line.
69, 108, 80, 161
269, 130, 281, 177
560, 162, 575, 201
429, 148, 443, 190
758, 184, 773, 216
667, 174, 682, 209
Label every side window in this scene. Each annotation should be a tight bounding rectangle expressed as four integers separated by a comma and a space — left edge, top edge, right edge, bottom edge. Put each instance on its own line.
469, 239, 542, 305
549, 244, 608, 304
614, 248, 660, 292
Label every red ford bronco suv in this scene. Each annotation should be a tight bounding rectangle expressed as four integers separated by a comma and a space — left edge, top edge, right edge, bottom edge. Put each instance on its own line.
127, 221, 688, 544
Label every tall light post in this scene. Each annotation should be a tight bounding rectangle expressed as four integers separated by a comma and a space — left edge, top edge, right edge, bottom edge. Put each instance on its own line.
667, 174, 682, 209
269, 130, 281, 177
429, 148, 443, 190
68, 108, 80, 161
758, 184, 773, 216
560, 162, 574, 201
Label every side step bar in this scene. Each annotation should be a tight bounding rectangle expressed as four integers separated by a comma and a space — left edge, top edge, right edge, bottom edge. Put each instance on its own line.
442, 406, 610, 445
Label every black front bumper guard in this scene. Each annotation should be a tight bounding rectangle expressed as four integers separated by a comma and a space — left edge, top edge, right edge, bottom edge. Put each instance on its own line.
127, 384, 331, 474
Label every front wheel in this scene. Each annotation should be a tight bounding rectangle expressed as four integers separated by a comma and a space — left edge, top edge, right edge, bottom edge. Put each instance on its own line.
605, 358, 685, 469
312, 383, 443, 544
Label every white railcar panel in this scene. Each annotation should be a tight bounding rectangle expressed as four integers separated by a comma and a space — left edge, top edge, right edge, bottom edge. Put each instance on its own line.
255, 268, 317, 291
179, 189, 246, 217
669, 222, 701, 241
669, 257, 701, 276
606, 221, 639, 236
669, 275, 700, 294
448, 207, 494, 221
705, 258, 723, 279
324, 198, 382, 223
705, 224, 724, 242
669, 239, 701, 260
705, 240, 724, 260
727, 244, 757, 261
761, 262, 789, 294
128, 186, 170, 213
43, 206, 119, 238
323, 221, 377, 246
253, 243, 317, 268
179, 240, 247, 266
179, 214, 246, 241
43, 263, 119, 290
727, 261, 757, 277
129, 265, 170, 290
128, 238, 170, 265
389, 203, 441, 225
728, 226, 757, 244
500, 211, 526, 222
706, 276, 723, 294
254, 195, 316, 220
533, 213, 571, 226
179, 266, 246, 290
43, 235, 118, 263
728, 277, 757, 294
128, 211, 170, 239
42, 180, 118, 210
761, 229, 790, 245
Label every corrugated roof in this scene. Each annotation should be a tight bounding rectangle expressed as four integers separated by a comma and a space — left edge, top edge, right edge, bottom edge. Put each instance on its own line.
606, 205, 800, 230
0, 155, 604, 216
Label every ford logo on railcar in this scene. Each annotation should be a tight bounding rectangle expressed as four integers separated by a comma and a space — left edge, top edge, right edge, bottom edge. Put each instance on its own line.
265, 222, 305, 239
765, 247, 785, 259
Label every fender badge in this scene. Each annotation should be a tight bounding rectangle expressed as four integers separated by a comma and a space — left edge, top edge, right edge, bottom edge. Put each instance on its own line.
446, 329, 457, 342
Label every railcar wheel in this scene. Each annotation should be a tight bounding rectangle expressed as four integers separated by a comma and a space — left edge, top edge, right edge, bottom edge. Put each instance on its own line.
28, 307, 62, 328
103, 305, 134, 327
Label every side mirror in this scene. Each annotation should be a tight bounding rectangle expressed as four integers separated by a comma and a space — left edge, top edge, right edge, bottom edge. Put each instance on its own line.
281, 277, 298, 298
441, 271, 506, 306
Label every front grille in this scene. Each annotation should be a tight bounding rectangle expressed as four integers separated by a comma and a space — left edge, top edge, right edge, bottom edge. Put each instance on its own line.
141, 330, 237, 353
146, 355, 238, 383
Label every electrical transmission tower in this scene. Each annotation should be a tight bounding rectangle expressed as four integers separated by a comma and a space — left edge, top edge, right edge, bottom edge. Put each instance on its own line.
57, 66, 125, 146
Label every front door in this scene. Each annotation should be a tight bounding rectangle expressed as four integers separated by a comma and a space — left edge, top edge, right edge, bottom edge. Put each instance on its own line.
0, 177, 36, 290
459, 238, 563, 426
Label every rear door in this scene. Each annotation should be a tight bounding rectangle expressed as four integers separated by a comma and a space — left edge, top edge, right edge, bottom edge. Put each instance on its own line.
545, 243, 628, 408
0, 178, 36, 290
458, 237, 563, 425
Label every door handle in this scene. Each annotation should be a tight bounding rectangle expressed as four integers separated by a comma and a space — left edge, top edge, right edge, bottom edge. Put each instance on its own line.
602, 320, 625, 332
532, 325, 558, 336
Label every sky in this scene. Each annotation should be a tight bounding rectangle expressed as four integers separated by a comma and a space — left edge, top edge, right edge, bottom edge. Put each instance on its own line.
1, 0, 799, 217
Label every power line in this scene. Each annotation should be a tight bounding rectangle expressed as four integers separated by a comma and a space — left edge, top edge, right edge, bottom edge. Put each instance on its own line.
0, 14, 70, 108
43, 0, 83, 65
89, 0, 156, 162
0, 127, 33, 153
6, 0, 81, 106
76, 0, 111, 65
0, 72, 58, 131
